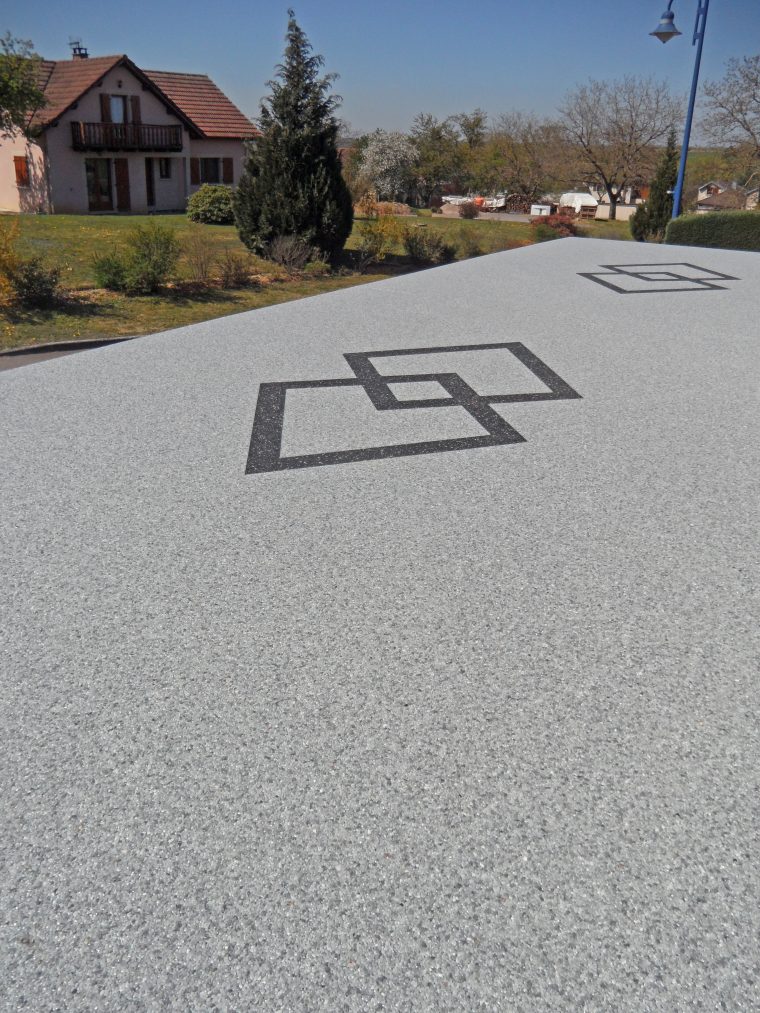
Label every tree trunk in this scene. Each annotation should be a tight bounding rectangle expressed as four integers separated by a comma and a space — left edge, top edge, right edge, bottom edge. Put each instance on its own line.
607, 186, 618, 220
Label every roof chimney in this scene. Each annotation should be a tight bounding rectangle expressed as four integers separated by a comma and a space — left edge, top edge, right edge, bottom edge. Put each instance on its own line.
69, 38, 89, 59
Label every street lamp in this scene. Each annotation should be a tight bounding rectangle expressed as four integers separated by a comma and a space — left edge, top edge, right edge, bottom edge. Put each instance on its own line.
650, 0, 710, 218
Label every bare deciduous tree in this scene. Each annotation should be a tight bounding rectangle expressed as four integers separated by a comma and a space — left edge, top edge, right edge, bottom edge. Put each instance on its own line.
559, 76, 682, 219
702, 55, 760, 164
489, 112, 566, 200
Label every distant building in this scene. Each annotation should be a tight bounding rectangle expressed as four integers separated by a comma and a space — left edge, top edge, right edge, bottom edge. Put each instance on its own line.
0, 49, 257, 214
695, 181, 756, 214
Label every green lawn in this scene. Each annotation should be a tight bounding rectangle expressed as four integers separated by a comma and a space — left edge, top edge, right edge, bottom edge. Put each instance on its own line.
2, 212, 632, 351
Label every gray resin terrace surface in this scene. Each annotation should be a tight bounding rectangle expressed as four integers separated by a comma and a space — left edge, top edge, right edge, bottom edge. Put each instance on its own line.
1, 238, 759, 1011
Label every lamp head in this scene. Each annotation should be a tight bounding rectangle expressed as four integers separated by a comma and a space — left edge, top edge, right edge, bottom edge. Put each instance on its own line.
650, 9, 682, 43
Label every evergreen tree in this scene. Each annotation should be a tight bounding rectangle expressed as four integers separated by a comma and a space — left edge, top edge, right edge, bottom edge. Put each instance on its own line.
233, 11, 353, 260
630, 129, 680, 241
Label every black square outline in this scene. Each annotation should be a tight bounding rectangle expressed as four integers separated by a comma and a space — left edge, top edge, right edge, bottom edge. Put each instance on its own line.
246, 341, 582, 473
578, 262, 739, 294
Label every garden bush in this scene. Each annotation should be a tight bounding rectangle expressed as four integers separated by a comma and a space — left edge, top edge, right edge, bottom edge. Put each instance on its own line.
267, 235, 314, 272
184, 227, 217, 285
91, 221, 180, 294
122, 221, 180, 293
354, 217, 405, 272
218, 250, 252, 288
92, 253, 127, 291
302, 255, 331, 278
530, 214, 578, 241
354, 191, 378, 219
402, 227, 456, 265
376, 201, 414, 216
10, 256, 60, 307
455, 225, 484, 259
664, 210, 760, 252
186, 184, 235, 225
458, 200, 479, 220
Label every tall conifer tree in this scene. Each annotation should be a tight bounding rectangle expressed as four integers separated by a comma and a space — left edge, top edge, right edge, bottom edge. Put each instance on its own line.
233, 11, 353, 260
630, 129, 680, 241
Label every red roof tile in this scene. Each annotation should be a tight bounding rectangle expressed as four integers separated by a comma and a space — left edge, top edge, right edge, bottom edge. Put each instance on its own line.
143, 70, 258, 139
30, 56, 124, 127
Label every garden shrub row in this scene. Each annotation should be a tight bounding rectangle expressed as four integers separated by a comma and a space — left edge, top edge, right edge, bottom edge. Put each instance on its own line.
665, 210, 760, 252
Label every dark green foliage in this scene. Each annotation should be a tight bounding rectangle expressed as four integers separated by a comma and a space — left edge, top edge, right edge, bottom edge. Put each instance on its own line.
92, 252, 127, 290
458, 200, 479, 219
402, 227, 456, 265
630, 129, 679, 241
186, 184, 235, 224
665, 210, 760, 251
233, 11, 353, 261
10, 256, 59, 306
91, 221, 180, 293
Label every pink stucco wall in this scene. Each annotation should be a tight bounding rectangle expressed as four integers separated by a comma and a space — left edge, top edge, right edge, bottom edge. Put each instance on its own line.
0, 133, 49, 213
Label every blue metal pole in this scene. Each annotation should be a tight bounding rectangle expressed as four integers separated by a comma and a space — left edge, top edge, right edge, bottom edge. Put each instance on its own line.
671, 0, 710, 218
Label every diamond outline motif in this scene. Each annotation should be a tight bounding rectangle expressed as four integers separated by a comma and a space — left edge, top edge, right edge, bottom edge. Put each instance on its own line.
246, 341, 582, 474
578, 262, 739, 294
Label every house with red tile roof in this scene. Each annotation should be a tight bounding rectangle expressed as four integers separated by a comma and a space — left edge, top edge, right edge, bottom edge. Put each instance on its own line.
0, 50, 257, 214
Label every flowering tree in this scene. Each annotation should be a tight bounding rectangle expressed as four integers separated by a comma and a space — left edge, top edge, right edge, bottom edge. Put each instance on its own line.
358, 129, 418, 202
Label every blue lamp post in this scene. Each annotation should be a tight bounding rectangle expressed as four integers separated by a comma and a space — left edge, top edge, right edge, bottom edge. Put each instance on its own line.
650, 0, 711, 218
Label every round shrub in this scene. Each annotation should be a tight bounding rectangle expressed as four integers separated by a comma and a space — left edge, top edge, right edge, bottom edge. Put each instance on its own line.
458, 200, 479, 220
10, 256, 60, 307
187, 184, 235, 225
402, 227, 456, 265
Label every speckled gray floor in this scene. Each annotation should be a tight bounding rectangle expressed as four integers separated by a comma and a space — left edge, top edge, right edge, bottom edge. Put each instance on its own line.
1, 239, 759, 1011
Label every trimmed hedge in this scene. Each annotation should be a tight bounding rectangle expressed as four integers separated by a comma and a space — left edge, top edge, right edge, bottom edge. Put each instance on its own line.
664, 210, 760, 252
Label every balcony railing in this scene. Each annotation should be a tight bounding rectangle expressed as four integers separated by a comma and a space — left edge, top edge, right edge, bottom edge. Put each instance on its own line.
71, 122, 183, 152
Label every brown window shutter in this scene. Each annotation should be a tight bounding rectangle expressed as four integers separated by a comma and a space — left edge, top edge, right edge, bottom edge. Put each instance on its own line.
130, 96, 142, 124
222, 157, 234, 184
190, 158, 200, 185
14, 156, 30, 186
100, 93, 111, 123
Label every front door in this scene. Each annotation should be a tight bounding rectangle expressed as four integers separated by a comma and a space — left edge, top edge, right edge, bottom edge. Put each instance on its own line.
85, 158, 113, 212
114, 159, 131, 212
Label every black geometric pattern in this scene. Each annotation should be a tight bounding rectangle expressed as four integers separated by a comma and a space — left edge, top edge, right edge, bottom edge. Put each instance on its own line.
579, 262, 739, 294
246, 342, 582, 473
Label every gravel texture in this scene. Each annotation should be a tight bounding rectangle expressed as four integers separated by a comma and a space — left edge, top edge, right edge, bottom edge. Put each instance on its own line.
1, 239, 758, 1011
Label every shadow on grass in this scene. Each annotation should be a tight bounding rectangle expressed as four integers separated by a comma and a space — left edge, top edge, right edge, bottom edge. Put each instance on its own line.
162, 284, 244, 306
1, 292, 118, 326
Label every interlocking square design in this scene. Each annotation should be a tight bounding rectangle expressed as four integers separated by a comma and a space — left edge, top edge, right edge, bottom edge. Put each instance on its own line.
579, 262, 739, 294
246, 341, 582, 473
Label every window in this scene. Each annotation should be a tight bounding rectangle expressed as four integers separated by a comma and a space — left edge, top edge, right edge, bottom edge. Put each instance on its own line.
110, 95, 128, 124
199, 158, 220, 184
158, 158, 172, 180
13, 156, 30, 187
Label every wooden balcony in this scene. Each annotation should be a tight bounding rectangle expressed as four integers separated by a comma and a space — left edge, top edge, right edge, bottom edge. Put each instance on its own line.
71, 122, 183, 152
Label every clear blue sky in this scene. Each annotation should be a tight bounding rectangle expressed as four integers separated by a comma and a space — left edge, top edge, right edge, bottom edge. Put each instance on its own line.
7, 0, 760, 134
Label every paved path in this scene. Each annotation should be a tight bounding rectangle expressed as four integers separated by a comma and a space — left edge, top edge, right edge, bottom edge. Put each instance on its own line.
1, 239, 758, 1011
